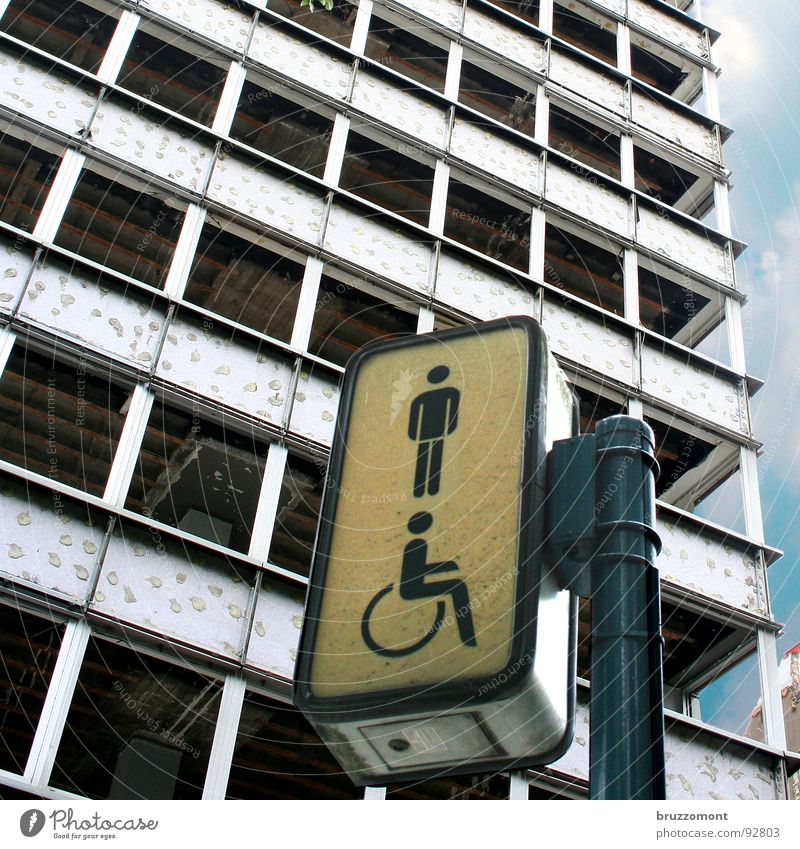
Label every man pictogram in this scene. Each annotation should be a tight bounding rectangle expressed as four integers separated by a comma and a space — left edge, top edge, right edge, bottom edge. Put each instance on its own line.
399, 511, 476, 647
408, 365, 460, 497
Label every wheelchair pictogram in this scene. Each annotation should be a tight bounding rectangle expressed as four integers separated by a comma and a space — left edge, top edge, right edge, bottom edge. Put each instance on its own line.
361, 512, 476, 657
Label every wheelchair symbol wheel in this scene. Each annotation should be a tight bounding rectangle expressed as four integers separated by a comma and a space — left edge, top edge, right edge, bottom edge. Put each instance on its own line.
361, 584, 446, 658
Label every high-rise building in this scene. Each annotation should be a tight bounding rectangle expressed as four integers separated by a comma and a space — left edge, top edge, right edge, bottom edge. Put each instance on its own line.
0, 0, 795, 800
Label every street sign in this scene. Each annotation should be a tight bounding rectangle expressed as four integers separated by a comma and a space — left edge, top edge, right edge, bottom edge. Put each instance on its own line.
294, 316, 578, 785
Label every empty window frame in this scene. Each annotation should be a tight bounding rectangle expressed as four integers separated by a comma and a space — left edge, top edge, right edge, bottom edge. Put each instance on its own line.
124, 400, 268, 554
364, 13, 449, 93
660, 599, 749, 691
634, 144, 707, 215
309, 271, 418, 367
0, 604, 64, 775
266, 0, 357, 46
577, 596, 747, 691
637, 257, 719, 347
574, 383, 623, 433
644, 414, 715, 501
458, 57, 536, 138
268, 451, 324, 577
696, 653, 763, 739
549, 104, 621, 180
339, 129, 434, 226
54, 168, 185, 288
117, 26, 228, 127
0, 132, 61, 232
0, 344, 128, 496
51, 635, 221, 799
229, 76, 335, 179
553, 1, 617, 66
631, 39, 702, 103
544, 223, 624, 314
444, 176, 531, 272
0, 0, 118, 74
226, 689, 362, 799
490, 1, 540, 28
184, 221, 305, 343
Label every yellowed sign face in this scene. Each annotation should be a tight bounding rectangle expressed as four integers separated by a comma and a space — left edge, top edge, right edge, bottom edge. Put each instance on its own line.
310, 326, 533, 698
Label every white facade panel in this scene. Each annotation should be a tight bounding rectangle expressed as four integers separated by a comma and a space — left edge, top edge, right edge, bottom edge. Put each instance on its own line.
450, 118, 540, 194
546, 160, 629, 238
389, 0, 462, 32
462, 7, 545, 71
0, 51, 96, 136
140, 0, 252, 52
629, 0, 706, 59
0, 477, 104, 603
641, 343, 745, 433
657, 515, 762, 613
637, 206, 730, 284
324, 202, 433, 295
549, 50, 626, 116
435, 251, 535, 320
664, 725, 783, 800
248, 22, 352, 99
157, 315, 292, 425
93, 524, 254, 659
246, 576, 306, 680
541, 297, 636, 384
289, 367, 340, 447
0, 237, 32, 314
20, 260, 166, 369
206, 154, 325, 244
632, 91, 719, 163
88, 100, 213, 192
351, 71, 447, 149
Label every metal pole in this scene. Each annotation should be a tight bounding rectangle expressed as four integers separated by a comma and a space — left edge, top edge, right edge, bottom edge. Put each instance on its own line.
590, 415, 665, 800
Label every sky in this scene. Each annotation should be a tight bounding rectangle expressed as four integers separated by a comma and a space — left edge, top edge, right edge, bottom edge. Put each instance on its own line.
690, 0, 800, 732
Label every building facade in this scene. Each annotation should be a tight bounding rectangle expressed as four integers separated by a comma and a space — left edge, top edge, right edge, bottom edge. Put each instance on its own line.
0, 0, 796, 799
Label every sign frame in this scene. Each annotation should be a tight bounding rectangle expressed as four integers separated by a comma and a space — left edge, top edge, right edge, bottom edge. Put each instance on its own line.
295, 316, 576, 745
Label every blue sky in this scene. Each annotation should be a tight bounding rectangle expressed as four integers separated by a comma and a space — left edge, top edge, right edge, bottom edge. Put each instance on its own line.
691, 0, 800, 732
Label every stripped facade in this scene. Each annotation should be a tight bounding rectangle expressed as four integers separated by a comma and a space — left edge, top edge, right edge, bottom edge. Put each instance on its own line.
0, 0, 796, 799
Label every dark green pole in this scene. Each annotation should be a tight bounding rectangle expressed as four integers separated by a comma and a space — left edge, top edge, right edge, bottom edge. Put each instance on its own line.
590, 416, 665, 800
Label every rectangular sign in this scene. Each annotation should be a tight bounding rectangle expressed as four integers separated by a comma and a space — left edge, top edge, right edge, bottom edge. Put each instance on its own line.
295, 317, 577, 784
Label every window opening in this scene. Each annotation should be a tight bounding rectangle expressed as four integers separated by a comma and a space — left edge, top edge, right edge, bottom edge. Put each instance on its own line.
631, 41, 701, 103
0, 344, 128, 496
51, 636, 222, 799
638, 261, 712, 342
549, 105, 621, 180
491, 1, 540, 28
229, 77, 334, 179
54, 168, 185, 288
118, 27, 228, 127
185, 221, 304, 343
268, 451, 325, 577
0, 604, 64, 775
444, 177, 531, 272
458, 58, 536, 137
227, 689, 361, 798
553, 1, 617, 65
645, 414, 715, 501
267, 0, 357, 46
634, 145, 703, 211
0, 133, 61, 232
125, 400, 267, 554
364, 14, 448, 93
544, 224, 624, 314
0, 0, 118, 73
309, 272, 418, 367
339, 130, 434, 226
